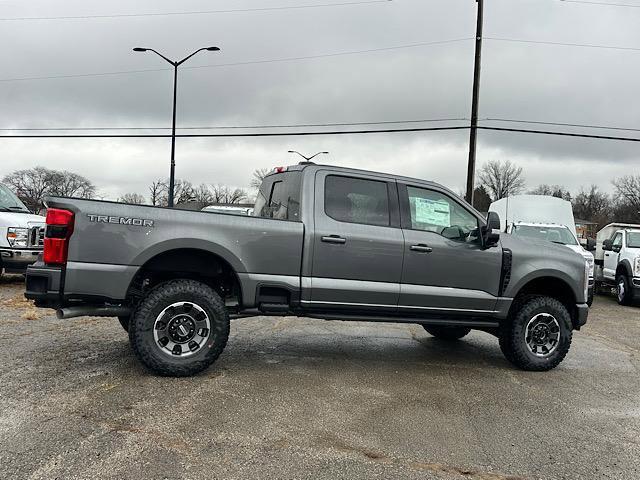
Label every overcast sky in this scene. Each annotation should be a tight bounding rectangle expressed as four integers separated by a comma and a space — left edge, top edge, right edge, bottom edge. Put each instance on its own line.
1, 0, 639, 200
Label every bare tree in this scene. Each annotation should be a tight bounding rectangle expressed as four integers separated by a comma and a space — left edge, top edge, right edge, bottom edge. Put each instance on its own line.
529, 184, 571, 201
149, 181, 165, 206
192, 184, 214, 204
478, 160, 525, 200
572, 185, 611, 225
119, 193, 146, 204
3, 166, 95, 212
613, 175, 640, 213
48, 171, 96, 198
250, 168, 271, 190
148, 179, 195, 206
211, 184, 247, 204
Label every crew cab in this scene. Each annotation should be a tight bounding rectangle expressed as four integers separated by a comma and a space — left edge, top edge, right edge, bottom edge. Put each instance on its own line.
0, 183, 45, 275
596, 224, 640, 305
26, 164, 590, 376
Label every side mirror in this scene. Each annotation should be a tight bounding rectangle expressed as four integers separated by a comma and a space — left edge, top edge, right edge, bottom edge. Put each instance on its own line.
602, 239, 612, 251
586, 238, 596, 252
483, 211, 501, 247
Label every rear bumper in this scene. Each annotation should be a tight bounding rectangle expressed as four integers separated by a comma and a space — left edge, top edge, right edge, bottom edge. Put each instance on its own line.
25, 260, 138, 308
574, 303, 589, 329
633, 277, 640, 290
1, 248, 42, 273
24, 261, 63, 307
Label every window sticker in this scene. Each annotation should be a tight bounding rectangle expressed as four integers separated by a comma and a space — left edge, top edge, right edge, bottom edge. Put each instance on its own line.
413, 197, 450, 227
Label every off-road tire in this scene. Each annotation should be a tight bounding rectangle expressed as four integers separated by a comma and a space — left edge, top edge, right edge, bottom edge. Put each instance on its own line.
118, 316, 130, 332
616, 274, 634, 306
423, 325, 471, 341
129, 279, 229, 377
499, 295, 572, 371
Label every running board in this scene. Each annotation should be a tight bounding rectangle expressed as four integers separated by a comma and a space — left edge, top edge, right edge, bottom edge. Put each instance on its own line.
306, 313, 499, 328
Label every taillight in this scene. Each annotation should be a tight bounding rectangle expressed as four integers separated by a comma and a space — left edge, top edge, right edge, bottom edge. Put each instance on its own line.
43, 208, 74, 265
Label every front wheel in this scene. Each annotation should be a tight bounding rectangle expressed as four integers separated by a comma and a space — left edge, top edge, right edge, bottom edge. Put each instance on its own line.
499, 296, 572, 371
129, 279, 230, 377
616, 274, 634, 306
423, 325, 471, 341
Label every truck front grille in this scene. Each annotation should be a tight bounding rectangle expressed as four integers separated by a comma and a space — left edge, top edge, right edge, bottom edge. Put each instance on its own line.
28, 225, 45, 248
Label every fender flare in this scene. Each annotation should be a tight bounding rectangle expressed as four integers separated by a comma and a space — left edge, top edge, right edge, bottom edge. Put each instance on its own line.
131, 238, 247, 274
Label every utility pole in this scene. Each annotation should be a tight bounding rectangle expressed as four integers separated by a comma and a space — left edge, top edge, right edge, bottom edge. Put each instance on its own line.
465, 0, 484, 205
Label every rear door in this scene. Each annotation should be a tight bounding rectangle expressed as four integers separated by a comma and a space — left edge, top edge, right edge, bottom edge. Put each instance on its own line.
307, 170, 404, 311
398, 184, 502, 313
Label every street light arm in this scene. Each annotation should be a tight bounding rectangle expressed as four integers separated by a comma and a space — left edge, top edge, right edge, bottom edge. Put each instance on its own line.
306, 151, 329, 161
145, 48, 176, 66
288, 150, 328, 161
177, 46, 220, 66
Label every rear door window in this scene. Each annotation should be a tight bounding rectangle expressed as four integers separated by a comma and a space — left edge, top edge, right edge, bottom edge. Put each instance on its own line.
324, 175, 390, 227
254, 171, 302, 221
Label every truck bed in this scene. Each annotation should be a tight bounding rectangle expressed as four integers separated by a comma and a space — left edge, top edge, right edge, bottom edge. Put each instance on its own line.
37, 197, 305, 304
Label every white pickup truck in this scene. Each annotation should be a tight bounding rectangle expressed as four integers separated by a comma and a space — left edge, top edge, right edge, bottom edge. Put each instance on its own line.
595, 223, 640, 305
0, 184, 45, 275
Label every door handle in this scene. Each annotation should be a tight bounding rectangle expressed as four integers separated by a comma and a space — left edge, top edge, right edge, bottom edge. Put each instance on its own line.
321, 235, 346, 245
410, 244, 433, 253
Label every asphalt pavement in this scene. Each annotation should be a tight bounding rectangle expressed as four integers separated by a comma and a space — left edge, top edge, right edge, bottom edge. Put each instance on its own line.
1, 275, 638, 480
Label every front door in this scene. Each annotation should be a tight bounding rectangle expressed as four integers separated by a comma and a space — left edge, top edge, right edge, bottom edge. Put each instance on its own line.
603, 232, 623, 280
307, 171, 404, 311
398, 184, 503, 314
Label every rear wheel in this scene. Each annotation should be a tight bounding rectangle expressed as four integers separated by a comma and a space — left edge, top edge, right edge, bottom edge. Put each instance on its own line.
616, 274, 634, 306
499, 295, 572, 371
423, 325, 471, 341
129, 279, 230, 377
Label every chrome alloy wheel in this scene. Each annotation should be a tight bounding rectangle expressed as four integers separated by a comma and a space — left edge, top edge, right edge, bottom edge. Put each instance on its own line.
617, 278, 626, 303
153, 302, 211, 358
524, 313, 561, 358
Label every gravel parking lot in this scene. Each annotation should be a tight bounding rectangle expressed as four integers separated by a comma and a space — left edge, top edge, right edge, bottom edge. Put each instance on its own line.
1, 275, 639, 480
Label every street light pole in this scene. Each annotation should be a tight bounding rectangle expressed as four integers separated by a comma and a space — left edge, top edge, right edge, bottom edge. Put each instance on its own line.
133, 46, 220, 207
288, 150, 329, 162
465, 0, 484, 206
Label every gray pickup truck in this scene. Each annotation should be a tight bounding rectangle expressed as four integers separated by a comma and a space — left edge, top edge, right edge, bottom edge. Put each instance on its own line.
26, 163, 589, 376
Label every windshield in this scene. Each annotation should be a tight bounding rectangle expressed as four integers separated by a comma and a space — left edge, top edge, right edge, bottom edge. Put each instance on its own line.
512, 224, 578, 246
0, 184, 30, 212
628, 232, 640, 248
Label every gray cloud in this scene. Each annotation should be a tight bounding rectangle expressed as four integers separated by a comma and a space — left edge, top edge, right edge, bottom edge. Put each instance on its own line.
1, 0, 638, 199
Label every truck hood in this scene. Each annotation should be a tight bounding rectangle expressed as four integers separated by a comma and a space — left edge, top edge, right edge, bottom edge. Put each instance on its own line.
501, 233, 585, 262
565, 244, 594, 261
0, 211, 45, 227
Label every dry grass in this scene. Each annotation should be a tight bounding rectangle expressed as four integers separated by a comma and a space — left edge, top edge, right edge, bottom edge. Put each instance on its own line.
2, 293, 43, 320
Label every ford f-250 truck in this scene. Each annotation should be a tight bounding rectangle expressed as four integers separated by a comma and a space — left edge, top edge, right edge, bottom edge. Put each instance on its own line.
25, 163, 589, 376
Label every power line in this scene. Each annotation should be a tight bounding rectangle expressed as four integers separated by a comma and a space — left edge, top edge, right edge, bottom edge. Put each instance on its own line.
484, 118, 640, 133
2, 125, 640, 142
555, 0, 640, 8
0, 118, 469, 132
478, 126, 640, 142
0, 38, 473, 83
0, 125, 470, 138
4, 117, 639, 133
0, 0, 391, 21
485, 36, 640, 52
